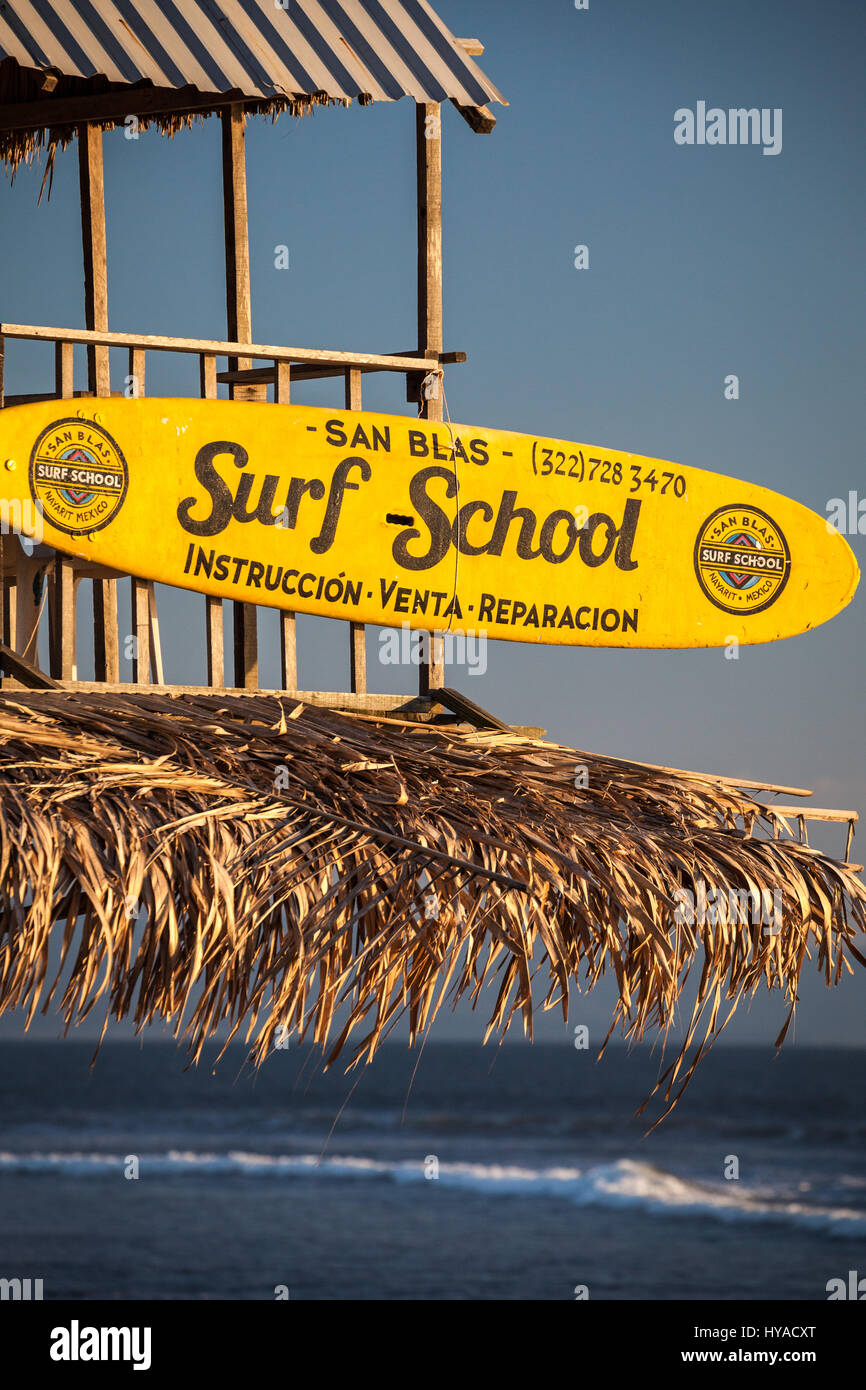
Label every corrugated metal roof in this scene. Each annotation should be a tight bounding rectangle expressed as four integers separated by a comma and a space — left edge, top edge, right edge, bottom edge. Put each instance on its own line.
0, 0, 506, 112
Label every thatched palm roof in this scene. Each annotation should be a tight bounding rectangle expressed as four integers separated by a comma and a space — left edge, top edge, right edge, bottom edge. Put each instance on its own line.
0, 689, 863, 1118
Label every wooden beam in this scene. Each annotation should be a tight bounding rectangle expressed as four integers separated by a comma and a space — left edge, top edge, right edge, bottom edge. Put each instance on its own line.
0, 86, 247, 138
77, 124, 110, 396
416, 102, 445, 694
0, 678, 431, 715
0, 640, 60, 689
450, 101, 497, 134
455, 38, 485, 55
0, 324, 443, 374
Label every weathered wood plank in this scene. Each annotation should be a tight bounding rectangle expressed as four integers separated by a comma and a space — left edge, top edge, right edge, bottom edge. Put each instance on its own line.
131, 577, 151, 684
0, 324, 441, 374
206, 598, 224, 687
128, 347, 145, 399
93, 578, 119, 681
0, 641, 60, 688
54, 341, 74, 398
280, 612, 297, 690
49, 555, 76, 680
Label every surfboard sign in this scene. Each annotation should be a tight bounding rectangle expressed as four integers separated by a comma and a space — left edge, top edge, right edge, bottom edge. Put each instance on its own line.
0, 397, 857, 648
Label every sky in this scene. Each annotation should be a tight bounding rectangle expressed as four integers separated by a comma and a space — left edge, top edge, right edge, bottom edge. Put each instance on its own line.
0, 0, 864, 1046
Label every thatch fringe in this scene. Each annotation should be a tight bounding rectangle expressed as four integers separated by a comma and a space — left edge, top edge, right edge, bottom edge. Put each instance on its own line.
0, 59, 362, 184
0, 689, 863, 1119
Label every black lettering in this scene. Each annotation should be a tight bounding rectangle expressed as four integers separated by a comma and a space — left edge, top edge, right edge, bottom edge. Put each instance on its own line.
177, 440, 244, 537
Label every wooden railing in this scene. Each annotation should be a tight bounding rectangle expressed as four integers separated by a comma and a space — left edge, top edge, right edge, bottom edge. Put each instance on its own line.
0, 323, 465, 702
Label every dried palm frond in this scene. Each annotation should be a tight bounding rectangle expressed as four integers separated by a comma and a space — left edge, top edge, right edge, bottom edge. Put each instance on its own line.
0, 689, 862, 1119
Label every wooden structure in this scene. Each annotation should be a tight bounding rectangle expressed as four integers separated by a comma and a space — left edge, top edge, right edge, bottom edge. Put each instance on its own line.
0, 1, 505, 702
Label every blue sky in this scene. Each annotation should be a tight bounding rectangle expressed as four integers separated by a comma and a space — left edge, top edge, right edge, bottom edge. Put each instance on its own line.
1, 0, 863, 1044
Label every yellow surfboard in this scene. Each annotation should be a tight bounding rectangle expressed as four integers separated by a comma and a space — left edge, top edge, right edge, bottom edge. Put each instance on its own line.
0, 397, 857, 648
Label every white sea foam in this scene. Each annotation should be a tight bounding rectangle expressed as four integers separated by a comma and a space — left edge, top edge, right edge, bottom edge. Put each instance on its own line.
0, 1151, 862, 1236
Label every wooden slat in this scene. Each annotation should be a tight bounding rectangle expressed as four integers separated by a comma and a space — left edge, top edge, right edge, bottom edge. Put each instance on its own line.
0, 324, 441, 375
49, 555, 76, 680
199, 353, 217, 399
131, 578, 151, 684
1, 577, 16, 650
416, 102, 445, 695
147, 582, 164, 685
768, 806, 858, 824
128, 347, 145, 399
274, 361, 291, 403
233, 601, 258, 690
280, 612, 297, 690
348, 623, 366, 695
93, 578, 118, 681
218, 351, 465, 386
54, 341, 74, 398
206, 597, 224, 687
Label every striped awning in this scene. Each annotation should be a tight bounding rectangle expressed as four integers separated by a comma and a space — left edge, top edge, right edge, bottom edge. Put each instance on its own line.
0, 1, 506, 123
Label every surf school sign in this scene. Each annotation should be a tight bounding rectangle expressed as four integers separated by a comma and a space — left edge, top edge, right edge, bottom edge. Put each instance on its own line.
0, 396, 857, 648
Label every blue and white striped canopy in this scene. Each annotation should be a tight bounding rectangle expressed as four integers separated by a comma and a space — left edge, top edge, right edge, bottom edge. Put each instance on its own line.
0, 0, 505, 114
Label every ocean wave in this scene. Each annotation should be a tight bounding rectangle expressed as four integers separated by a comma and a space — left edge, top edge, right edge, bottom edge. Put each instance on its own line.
0, 1151, 863, 1236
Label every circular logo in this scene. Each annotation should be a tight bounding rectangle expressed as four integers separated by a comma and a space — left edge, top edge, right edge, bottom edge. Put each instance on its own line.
29, 418, 128, 538
694, 504, 790, 615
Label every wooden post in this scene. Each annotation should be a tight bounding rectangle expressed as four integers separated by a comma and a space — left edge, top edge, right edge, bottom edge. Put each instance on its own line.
55, 341, 74, 398
93, 579, 118, 681
416, 102, 445, 694
344, 368, 367, 693
200, 353, 224, 687
128, 346, 145, 399
80, 121, 116, 681
274, 360, 297, 688
78, 124, 110, 396
49, 555, 76, 680
222, 104, 260, 688
131, 577, 150, 683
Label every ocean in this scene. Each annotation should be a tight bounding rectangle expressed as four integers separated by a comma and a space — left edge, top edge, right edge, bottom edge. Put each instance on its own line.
0, 1040, 863, 1300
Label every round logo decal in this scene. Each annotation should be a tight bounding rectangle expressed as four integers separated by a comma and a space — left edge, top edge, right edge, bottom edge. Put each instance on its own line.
694, 504, 790, 615
29, 417, 128, 538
